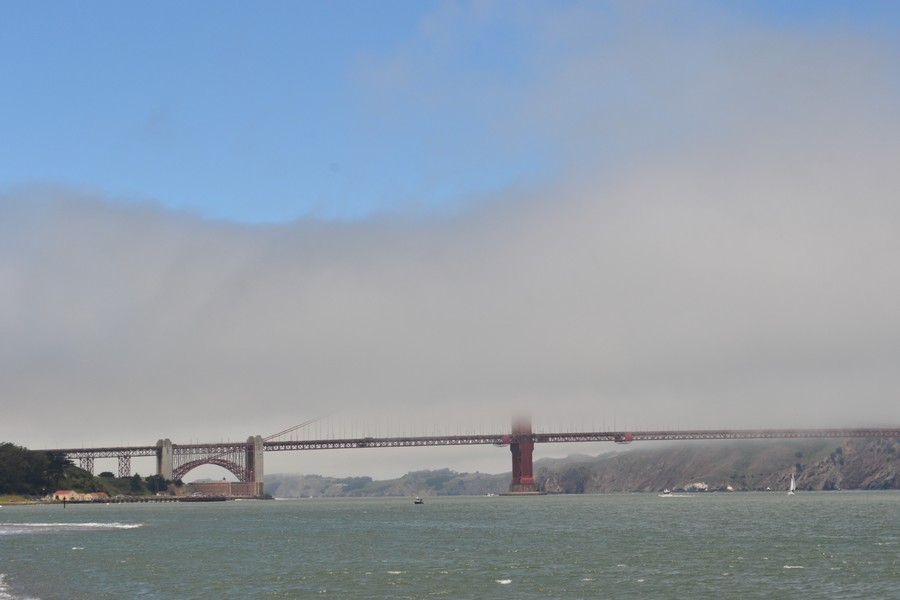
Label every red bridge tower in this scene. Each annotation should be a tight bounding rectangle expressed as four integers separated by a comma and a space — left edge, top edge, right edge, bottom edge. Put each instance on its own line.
507, 416, 539, 494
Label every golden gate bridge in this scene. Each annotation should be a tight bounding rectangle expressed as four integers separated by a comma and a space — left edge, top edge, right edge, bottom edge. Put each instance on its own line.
42, 417, 900, 496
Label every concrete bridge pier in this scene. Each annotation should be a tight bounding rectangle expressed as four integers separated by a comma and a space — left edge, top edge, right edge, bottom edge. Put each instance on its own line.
156, 438, 173, 480
246, 435, 264, 497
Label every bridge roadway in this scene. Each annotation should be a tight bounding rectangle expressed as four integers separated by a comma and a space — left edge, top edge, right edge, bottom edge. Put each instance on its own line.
51, 427, 900, 457
45, 427, 900, 495
262, 427, 900, 449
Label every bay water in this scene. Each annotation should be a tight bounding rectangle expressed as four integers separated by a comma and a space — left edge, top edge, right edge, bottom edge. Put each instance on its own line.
1, 492, 898, 599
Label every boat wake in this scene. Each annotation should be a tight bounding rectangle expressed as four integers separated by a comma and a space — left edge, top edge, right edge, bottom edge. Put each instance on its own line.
0, 522, 143, 536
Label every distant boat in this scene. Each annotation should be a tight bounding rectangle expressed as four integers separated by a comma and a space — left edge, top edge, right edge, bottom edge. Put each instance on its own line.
788, 474, 796, 496
414, 497, 424, 504
658, 488, 691, 498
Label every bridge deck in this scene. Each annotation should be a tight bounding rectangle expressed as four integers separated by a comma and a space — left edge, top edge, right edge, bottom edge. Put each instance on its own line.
44, 428, 900, 457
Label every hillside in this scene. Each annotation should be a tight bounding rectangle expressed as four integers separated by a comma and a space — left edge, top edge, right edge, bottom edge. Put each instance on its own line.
537, 437, 899, 493
0, 442, 176, 499
266, 468, 509, 498
266, 437, 900, 497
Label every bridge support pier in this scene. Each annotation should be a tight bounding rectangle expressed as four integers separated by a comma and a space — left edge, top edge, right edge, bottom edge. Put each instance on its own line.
246, 435, 265, 497
79, 456, 94, 474
118, 455, 131, 478
157, 439, 173, 481
507, 417, 538, 494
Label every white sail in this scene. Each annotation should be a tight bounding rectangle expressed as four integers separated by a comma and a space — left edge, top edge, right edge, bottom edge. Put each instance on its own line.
788, 474, 796, 495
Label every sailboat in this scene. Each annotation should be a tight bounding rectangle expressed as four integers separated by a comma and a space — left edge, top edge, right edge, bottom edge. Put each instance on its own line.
788, 474, 796, 496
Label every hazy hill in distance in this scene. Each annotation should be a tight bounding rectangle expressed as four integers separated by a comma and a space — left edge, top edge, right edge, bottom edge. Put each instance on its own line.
537, 437, 899, 493
265, 437, 899, 498
266, 468, 509, 498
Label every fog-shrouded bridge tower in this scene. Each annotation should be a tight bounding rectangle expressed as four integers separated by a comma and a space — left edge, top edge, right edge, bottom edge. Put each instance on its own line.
506, 416, 538, 494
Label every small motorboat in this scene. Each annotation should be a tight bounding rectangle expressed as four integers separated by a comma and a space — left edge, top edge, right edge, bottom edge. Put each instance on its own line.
658, 489, 691, 498
414, 497, 424, 504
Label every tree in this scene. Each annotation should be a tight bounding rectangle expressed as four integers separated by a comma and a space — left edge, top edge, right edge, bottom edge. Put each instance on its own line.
44, 452, 71, 488
145, 474, 167, 494
0, 443, 61, 495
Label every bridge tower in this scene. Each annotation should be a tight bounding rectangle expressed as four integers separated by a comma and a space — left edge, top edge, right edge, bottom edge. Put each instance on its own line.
156, 438, 173, 480
507, 416, 538, 494
246, 435, 264, 496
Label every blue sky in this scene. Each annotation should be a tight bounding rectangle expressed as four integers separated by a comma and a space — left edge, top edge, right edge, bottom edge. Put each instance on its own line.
3, 1, 543, 221
3, 2, 900, 479
4, 1, 898, 223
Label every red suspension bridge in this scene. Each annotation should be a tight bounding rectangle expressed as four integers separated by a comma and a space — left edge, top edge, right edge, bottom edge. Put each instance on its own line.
43, 418, 900, 496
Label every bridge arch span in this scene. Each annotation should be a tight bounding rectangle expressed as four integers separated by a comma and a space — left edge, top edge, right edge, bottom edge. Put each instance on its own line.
173, 457, 251, 482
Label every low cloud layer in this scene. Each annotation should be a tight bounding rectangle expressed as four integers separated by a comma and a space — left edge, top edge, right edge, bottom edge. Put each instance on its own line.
3, 4, 900, 478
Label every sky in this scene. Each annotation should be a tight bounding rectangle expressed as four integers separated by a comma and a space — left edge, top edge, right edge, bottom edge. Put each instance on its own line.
3, 1, 900, 481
